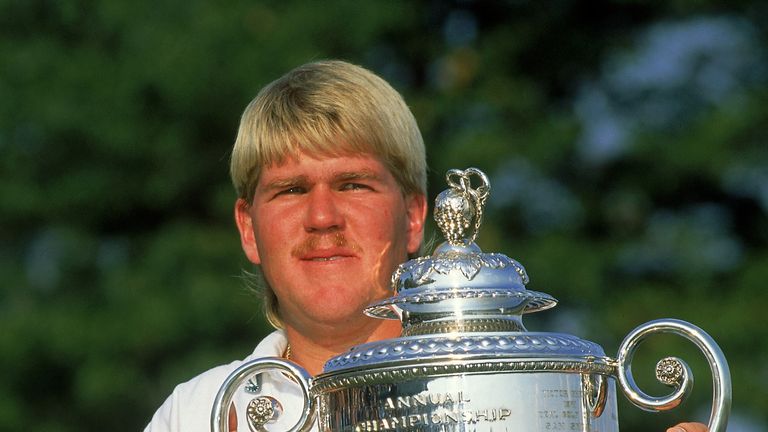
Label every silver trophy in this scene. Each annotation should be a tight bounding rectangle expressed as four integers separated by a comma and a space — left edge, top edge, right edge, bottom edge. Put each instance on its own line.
212, 168, 731, 432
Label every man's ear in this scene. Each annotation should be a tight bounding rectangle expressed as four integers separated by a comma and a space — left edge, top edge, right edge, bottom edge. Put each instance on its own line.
405, 193, 428, 255
234, 199, 261, 265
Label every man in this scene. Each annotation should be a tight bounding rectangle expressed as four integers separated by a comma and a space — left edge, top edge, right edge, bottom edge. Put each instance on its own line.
145, 60, 426, 431
144, 60, 706, 432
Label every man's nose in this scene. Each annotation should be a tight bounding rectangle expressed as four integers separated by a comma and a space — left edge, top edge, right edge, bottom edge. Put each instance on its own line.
304, 187, 344, 232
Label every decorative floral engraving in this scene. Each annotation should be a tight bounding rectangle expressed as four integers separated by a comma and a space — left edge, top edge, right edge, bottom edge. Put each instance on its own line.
246, 397, 276, 429
655, 357, 684, 386
393, 252, 528, 289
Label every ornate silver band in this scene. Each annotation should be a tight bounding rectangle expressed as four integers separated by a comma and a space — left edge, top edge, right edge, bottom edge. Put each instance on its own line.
401, 318, 526, 336
314, 357, 616, 393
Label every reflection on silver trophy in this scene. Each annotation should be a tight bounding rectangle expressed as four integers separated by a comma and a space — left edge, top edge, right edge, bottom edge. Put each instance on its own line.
212, 168, 732, 432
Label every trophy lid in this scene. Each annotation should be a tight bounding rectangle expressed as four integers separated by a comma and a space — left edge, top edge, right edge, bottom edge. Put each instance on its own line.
321, 168, 607, 377
365, 168, 557, 336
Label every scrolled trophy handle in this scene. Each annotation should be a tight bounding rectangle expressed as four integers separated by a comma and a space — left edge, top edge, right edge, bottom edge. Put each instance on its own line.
615, 319, 732, 432
211, 357, 315, 432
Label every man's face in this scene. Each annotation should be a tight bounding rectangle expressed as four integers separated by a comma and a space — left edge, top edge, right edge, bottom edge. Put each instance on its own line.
235, 151, 426, 333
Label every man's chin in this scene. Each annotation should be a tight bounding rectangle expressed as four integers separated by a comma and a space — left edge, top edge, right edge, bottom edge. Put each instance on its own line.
301, 305, 379, 328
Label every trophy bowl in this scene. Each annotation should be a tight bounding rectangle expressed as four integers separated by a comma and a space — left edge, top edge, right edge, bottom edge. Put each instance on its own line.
212, 168, 731, 432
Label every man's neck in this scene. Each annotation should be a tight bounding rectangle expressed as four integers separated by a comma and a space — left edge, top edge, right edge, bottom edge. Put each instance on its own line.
283, 319, 401, 376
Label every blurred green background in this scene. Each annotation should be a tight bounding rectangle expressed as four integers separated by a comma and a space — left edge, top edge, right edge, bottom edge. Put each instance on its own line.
1, 1, 767, 431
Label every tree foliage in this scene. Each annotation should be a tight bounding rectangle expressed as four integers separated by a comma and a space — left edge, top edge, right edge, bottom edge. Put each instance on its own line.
1, 1, 766, 431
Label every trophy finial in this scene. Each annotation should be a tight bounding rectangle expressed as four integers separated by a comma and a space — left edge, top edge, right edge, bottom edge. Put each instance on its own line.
433, 168, 490, 246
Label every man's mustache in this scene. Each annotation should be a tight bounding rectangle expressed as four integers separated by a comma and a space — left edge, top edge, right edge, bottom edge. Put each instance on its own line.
291, 232, 362, 258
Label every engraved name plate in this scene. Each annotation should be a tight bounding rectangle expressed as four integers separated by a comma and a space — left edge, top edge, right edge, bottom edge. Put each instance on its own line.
320, 373, 618, 432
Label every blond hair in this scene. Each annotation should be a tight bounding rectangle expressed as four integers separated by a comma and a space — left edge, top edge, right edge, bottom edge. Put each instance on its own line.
230, 60, 426, 328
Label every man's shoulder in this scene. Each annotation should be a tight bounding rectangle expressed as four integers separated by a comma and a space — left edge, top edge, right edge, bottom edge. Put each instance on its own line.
171, 359, 246, 402
144, 330, 286, 432
144, 360, 247, 432
172, 330, 286, 398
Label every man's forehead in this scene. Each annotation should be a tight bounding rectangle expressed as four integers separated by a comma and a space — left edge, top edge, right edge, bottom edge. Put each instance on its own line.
258, 151, 391, 182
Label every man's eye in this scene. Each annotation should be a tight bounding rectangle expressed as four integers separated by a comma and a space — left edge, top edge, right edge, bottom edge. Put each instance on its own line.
340, 183, 371, 191
276, 187, 305, 196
